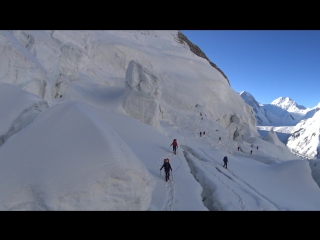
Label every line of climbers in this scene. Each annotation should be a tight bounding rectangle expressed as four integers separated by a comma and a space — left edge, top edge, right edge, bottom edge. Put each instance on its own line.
200, 131, 205, 137
161, 137, 260, 181
159, 139, 178, 182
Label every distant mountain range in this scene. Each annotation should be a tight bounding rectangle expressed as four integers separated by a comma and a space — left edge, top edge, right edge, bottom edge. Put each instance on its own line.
240, 91, 320, 158
239, 91, 319, 126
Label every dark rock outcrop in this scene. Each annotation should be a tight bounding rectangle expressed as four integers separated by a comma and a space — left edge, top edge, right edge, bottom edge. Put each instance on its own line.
176, 31, 230, 86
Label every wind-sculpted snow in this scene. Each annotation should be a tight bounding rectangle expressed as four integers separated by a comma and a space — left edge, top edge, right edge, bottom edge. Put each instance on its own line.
0, 83, 49, 146
265, 130, 286, 147
0, 100, 155, 210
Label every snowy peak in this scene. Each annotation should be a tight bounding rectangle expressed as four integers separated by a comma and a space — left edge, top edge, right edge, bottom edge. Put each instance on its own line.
240, 91, 272, 126
239, 91, 253, 99
239, 91, 259, 108
271, 97, 306, 112
271, 96, 311, 122
240, 91, 320, 158
240, 92, 309, 126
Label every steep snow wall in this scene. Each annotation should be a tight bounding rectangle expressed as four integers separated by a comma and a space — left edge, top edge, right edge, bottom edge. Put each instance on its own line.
0, 30, 260, 144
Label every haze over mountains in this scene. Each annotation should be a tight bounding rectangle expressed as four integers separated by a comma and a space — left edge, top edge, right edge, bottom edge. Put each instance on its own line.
1, 30, 320, 210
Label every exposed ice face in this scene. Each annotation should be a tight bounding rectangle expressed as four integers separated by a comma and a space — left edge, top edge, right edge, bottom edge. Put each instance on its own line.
0, 31, 49, 100
123, 60, 162, 129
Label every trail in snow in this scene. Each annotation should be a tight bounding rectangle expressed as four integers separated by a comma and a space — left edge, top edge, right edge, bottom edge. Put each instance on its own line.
182, 146, 246, 210
159, 106, 281, 210
157, 151, 180, 211
199, 149, 280, 210
179, 125, 251, 210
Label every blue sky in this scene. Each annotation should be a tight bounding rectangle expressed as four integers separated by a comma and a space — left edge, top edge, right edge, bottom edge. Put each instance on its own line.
181, 30, 320, 108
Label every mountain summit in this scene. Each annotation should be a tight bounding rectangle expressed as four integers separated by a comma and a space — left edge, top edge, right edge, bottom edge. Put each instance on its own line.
240, 92, 313, 126
271, 97, 307, 112
240, 90, 320, 159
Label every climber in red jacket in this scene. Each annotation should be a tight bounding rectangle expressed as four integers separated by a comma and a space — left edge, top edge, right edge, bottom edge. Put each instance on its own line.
170, 139, 178, 154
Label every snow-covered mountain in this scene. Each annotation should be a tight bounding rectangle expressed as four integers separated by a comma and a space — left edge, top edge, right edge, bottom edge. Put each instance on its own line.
269, 97, 310, 121
240, 92, 305, 126
239, 91, 275, 125
1, 30, 320, 210
240, 91, 320, 159
286, 108, 320, 159
0, 30, 259, 144
240, 92, 317, 127
271, 97, 307, 113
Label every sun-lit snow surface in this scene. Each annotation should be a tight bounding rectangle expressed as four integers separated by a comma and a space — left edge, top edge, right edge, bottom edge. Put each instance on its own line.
1, 30, 320, 210
241, 91, 320, 158
240, 91, 273, 126
0, 83, 49, 146
286, 109, 320, 159
271, 97, 308, 114
240, 91, 311, 126
0, 100, 155, 210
